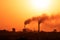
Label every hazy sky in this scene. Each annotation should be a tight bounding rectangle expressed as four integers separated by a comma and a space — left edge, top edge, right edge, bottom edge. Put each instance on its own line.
0, 0, 60, 31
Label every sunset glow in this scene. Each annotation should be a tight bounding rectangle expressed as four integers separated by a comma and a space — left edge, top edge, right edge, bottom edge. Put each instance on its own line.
31, 0, 51, 10
0, 0, 60, 32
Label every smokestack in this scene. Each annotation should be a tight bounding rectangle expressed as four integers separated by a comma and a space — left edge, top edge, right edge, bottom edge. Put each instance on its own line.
24, 14, 49, 32
38, 20, 41, 32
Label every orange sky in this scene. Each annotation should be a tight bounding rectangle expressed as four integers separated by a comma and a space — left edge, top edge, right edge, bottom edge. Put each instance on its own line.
0, 0, 60, 32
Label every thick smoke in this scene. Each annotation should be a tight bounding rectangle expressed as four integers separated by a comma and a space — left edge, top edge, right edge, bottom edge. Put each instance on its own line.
24, 19, 32, 25
24, 13, 60, 31
24, 13, 60, 25
24, 14, 49, 25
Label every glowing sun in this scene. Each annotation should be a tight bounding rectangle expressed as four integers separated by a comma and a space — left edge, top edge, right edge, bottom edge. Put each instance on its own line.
31, 0, 51, 10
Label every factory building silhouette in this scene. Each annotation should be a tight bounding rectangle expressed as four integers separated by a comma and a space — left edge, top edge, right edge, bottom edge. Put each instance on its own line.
0, 14, 60, 40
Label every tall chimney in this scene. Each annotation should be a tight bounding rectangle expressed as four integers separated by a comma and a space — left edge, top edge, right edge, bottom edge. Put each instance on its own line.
38, 20, 41, 32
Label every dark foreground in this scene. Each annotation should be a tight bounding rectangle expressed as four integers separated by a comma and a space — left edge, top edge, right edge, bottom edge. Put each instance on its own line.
0, 31, 60, 40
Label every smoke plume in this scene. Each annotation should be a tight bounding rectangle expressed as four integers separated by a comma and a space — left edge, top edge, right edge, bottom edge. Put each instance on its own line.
24, 19, 31, 25
24, 14, 49, 25
24, 13, 60, 31
24, 13, 60, 25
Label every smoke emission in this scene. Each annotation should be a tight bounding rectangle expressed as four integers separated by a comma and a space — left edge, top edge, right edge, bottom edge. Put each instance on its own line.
24, 14, 49, 25
24, 13, 60, 31
24, 13, 60, 26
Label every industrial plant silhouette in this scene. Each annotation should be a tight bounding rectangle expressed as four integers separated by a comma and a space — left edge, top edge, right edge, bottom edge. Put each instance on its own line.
0, 14, 60, 40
